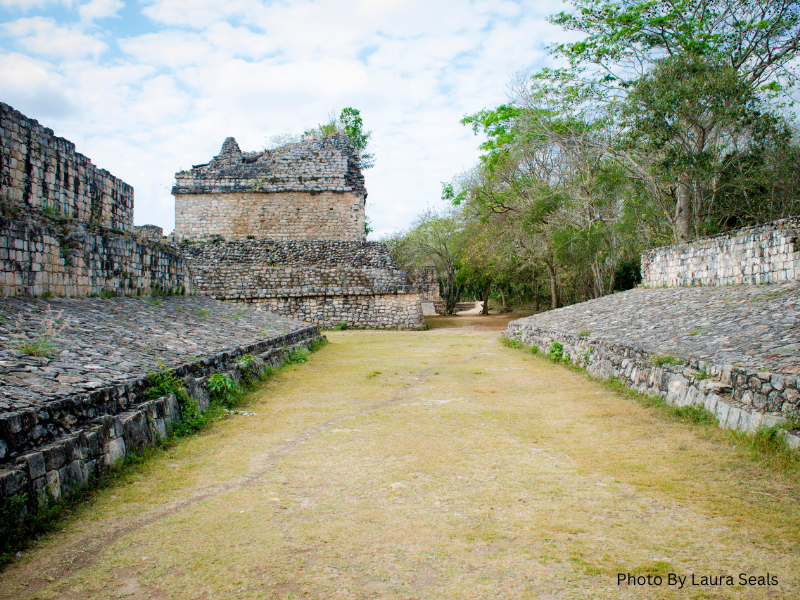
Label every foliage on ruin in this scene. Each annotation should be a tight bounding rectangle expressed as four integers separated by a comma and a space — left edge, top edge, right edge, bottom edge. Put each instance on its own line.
207, 373, 243, 409
11, 306, 69, 359
301, 107, 375, 169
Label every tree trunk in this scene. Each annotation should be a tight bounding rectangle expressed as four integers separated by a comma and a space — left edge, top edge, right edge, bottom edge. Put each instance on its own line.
481, 281, 492, 315
500, 287, 507, 312
675, 182, 692, 242
546, 262, 560, 309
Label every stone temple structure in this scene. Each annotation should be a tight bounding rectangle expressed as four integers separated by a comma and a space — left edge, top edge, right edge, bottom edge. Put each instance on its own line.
173, 135, 366, 242
172, 136, 425, 329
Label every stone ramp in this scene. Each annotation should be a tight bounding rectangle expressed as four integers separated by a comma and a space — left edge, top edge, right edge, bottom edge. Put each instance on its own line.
0, 297, 322, 504
506, 283, 800, 446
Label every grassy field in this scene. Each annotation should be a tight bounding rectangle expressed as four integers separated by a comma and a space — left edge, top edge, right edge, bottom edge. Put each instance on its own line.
1, 314, 798, 599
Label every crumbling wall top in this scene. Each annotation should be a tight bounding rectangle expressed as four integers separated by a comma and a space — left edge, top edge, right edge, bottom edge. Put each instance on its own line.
172, 134, 367, 198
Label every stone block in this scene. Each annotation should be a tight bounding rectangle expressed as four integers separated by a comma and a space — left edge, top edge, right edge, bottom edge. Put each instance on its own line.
22, 451, 46, 479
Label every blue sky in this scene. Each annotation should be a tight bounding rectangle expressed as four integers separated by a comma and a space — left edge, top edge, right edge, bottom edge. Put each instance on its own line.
0, 0, 570, 237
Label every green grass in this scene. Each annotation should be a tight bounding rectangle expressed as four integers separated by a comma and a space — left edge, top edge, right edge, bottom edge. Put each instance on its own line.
15, 337, 59, 358
649, 354, 682, 367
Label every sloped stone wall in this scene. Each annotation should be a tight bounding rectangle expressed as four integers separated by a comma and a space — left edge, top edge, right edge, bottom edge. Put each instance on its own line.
0, 296, 323, 508
642, 218, 800, 287
505, 283, 800, 448
1, 103, 133, 232
505, 323, 799, 449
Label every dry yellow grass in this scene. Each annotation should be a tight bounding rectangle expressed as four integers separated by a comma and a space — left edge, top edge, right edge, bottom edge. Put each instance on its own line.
1, 315, 798, 599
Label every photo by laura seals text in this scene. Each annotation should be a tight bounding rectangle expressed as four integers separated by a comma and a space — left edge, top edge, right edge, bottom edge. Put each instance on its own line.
617, 573, 778, 589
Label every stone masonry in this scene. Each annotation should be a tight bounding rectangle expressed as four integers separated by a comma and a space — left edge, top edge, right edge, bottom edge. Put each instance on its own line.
642, 217, 800, 287
1, 103, 133, 232
0, 102, 189, 299
0, 215, 187, 298
181, 240, 425, 329
173, 136, 367, 242
0, 296, 322, 507
172, 134, 425, 330
410, 266, 445, 314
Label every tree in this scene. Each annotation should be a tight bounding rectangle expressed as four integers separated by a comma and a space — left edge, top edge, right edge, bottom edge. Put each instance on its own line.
546, 0, 800, 240
303, 107, 375, 169
398, 208, 466, 314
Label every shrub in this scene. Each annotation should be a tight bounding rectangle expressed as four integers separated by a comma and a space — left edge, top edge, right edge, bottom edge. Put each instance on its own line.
207, 373, 243, 409
549, 342, 563, 361
146, 361, 206, 436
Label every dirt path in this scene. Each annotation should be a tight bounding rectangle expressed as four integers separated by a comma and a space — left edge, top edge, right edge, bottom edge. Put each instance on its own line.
2, 315, 799, 599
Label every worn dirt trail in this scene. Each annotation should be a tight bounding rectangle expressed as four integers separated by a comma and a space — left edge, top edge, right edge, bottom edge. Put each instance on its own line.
2, 315, 799, 599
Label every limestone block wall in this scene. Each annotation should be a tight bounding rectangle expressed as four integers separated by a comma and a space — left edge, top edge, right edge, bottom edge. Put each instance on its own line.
0, 103, 133, 232
181, 240, 425, 329
0, 216, 189, 297
642, 217, 800, 287
239, 293, 425, 329
174, 191, 364, 242
505, 322, 800, 449
134, 224, 164, 242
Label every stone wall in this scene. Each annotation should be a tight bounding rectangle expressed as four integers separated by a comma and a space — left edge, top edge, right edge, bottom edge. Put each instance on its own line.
173, 136, 366, 242
175, 191, 364, 242
181, 240, 425, 329
504, 282, 800, 449
409, 267, 442, 302
0, 215, 189, 297
1, 332, 322, 508
642, 217, 800, 287
1, 103, 133, 232
134, 224, 164, 242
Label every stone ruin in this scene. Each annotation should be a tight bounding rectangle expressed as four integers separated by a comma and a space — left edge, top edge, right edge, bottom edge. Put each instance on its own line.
172, 136, 425, 329
0, 102, 327, 510
409, 267, 445, 315
0, 103, 187, 298
173, 135, 366, 242
0, 102, 424, 329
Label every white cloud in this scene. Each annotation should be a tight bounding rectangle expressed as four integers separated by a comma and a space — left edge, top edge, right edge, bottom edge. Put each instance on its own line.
0, 52, 78, 119
141, 0, 258, 28
78, 0, 124, 21
2, 17, 108, 59
0, 0, 75, 9
0, 0, 571, 236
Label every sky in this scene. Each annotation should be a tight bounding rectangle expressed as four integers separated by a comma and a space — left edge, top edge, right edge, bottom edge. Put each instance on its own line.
0, 0, 572, 238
